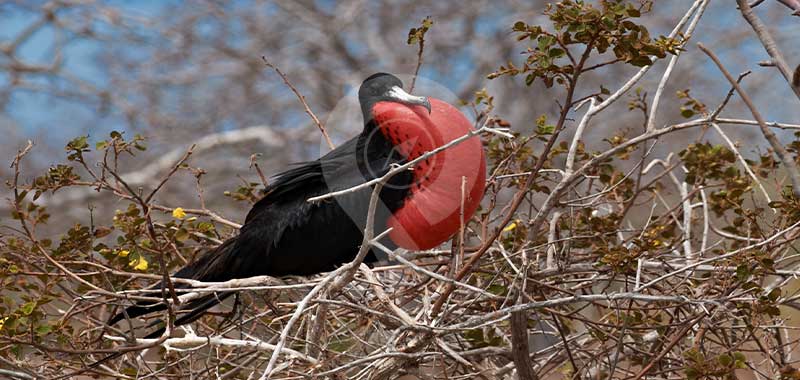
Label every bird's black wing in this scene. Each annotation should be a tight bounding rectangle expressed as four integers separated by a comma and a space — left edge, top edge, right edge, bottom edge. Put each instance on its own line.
244, 135, 361, 223
232, 133, 410, 277
108, 133, 411, 334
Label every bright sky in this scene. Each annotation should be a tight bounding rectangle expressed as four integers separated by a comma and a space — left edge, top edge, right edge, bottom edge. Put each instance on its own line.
2, 1, 799, 150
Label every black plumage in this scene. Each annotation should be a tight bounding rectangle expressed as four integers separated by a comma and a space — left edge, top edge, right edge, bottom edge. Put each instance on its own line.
108, 73, 430, 336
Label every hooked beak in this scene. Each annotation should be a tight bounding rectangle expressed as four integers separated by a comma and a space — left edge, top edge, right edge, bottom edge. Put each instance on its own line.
386, 86, 432, 114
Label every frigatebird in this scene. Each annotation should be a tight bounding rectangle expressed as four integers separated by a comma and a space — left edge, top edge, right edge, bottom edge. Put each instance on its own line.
108, 73, 486, 337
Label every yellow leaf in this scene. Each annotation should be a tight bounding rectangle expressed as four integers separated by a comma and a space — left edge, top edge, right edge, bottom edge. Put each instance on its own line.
503, 221, 518, 232
129, 257, 149, 271
0, 316, 7, 331
117, 249, 129, 257
172, 207, 186, 219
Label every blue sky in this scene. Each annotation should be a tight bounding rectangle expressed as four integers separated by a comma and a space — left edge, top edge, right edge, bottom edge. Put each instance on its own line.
0, 2, 178, 144
2, 1, 800, 151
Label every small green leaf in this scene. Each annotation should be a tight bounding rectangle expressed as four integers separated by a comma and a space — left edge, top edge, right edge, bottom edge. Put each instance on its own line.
175, 228, 190, 242
20, 301, 36, 315
548, 48, 565, 58
35, 324, 52, 335
537, 35, 555, 51
525, 74, 535, 86
487, 284, 508, 296
736, 265, 749, 281
538, 124, 555, 135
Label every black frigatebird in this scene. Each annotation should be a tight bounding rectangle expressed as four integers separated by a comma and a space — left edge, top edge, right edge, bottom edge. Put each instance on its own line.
107, 73, 486, 337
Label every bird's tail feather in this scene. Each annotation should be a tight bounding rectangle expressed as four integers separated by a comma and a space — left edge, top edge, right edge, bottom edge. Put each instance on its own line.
107, 237, 239, 332
138, 291, 235, 339
86, 291, 235, 373
89, 237, 239, 373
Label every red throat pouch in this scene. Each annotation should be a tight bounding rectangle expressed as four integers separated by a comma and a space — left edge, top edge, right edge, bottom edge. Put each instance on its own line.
371, 98, 486, 250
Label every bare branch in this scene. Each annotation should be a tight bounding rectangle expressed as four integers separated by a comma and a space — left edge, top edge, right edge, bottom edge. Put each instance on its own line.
262, 57, 335, 150
698, 42, 800, 198
737, 0, 800, 99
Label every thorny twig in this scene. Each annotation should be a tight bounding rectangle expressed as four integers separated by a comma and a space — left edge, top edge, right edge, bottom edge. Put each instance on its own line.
262, 57, 335, 150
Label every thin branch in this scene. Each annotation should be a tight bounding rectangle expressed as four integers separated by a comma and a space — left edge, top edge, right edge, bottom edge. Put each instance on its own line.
103, 333, 317, 364
262, 57, 335, 150
710, 122, 772, 204
737, 0, 800, 99
646, 0, 708, 132
307, 118, 498, 203
261, 167, 394, 378
636, 218, 800, 291
698, 42, 800, 198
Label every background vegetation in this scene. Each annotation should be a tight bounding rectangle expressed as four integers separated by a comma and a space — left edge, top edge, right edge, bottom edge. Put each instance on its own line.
3, 0, 800, 379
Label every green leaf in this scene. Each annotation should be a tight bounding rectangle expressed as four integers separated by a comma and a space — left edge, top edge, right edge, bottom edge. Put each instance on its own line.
328, 338, 354, 353
548, 48, 565, 58
175, 228, 190, 242
538, 56, 552, 68
717, 353, 733, 367
197, 222, 215, 232
487, 284, 508, 296
602, 17, 616, 30
538, 124, 555, 135
422, 18, 433, 29
537, 35, 555, 51
35, 324, 52, 336
407, 31, 418, 45
525, 74, 535, 86
736, 265, 749, 281
20, 301, 36, 315
407, 17, 433, 45
67, 136, 88, 150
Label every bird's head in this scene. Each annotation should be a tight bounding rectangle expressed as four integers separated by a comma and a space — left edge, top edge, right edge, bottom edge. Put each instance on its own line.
358, 73, 431, 118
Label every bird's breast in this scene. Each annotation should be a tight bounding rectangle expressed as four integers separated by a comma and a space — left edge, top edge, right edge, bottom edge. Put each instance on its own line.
371, 99, 486, 250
